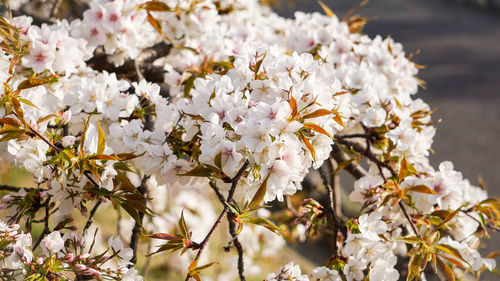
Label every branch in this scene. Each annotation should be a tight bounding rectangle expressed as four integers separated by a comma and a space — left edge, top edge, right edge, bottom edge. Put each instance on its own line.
82, 200, 102, 236
128, 175, 149, 268
185, 161, 249, 281
318, 160, 345, 258
33, 198, 51, 250
209, 181, 246, 281
0, 185, 26, 192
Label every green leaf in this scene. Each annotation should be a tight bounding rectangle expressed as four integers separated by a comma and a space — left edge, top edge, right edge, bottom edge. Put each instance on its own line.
18, 98, 39, 110
249, 176, 268, 209
407, 253, 423, 281
399, 157, 417, 183
80, 116, 91, 156
214, 151, 222, 170
396, 235, 421, 244
17, 78, 47, 90
436, 244, 468, 265
96, 118, 106, 155
179, 165, 216, 178
244, 217, 281, 235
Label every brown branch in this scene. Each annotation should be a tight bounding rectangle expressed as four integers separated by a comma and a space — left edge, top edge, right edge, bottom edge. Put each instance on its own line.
82, 200, 102, 235
319, 160, 345, 258
185, 161, 249, 281
0, 185, 26, 192
128, 175, 149, 268
208, 180, 246, 281
33, 198, 51, 250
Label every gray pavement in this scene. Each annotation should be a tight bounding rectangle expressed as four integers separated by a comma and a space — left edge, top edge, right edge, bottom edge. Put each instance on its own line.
275, 0, 500, 279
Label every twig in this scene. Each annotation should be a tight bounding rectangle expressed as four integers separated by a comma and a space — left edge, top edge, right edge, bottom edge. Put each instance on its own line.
399, 201, 418, 236
209, 180, 246, 281
0, 185, 25, 192
33, 199, 51, 250
82, 201, 102, 235
185, 161, 249, 281
128, 175, 150, 268
319, 160, 344, 257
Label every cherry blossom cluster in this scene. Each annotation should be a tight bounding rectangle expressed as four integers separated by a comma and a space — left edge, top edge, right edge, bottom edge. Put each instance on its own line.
0, 0, 498, 280
0, 220, 142, 280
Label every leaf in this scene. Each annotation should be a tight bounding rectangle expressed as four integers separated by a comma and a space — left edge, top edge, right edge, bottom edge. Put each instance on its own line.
300, 132, 315, 161
436, 257, 455, 281
18, 98, 39, 109
179, 211, 188, 238
334, 158, 354, 174
120, 201, 141, 226
115, 171, 136, 192
407, 254, 423, 281
404, 185, 438, 195
17, 78, 47, 90
149, 233, 179, 240
487, 251, 500, 259
214, 151, 222, 170
436, 244, 468, 264
396, 235, 421, 244
79, 116, 91, 156
303, 123, 331, 137
318, 0, 335, 17
0, 117, 21, 127
249, 176, 269, 209
139, 1, 172, 11
96, 118, 106, 155
179, 165, 215, 178
245, 217, 281, 235
37, 114, 57, 124
289, 90, 298, 118
302, 109, 333, 119
147, 12, 162, 34
398, 157, 416, 183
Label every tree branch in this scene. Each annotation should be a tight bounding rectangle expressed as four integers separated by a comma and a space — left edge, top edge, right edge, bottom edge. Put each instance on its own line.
185, 161, 249, 281
208, 180, 246, 281
128, 175, 149, 268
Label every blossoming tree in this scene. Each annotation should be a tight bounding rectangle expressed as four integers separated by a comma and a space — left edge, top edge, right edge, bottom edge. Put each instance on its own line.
0, 0, 498, 280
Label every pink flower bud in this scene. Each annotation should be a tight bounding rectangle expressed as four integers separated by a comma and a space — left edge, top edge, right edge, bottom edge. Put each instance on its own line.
65, 253, 75, 262
74, 263, 87, 271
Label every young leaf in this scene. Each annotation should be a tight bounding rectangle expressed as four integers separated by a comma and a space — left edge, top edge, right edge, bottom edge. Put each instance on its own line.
302, 109, 333, 119
249, 176, 269, 209
245, 217, 281, 235
303, 123, 331, 138
149, 233, 179, 240
404, 185, 438, 195
318, 0, 335, 17
96, 118, 106, 155
300, 132, 315, 161
179, 211, 188, 238
436, 257, 455, 281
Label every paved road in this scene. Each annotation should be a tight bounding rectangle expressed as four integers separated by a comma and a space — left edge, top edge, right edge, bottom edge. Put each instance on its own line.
276, 0, 500, 279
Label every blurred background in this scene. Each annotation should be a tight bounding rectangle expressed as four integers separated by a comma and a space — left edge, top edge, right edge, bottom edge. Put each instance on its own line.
275, 0, 500, 279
